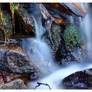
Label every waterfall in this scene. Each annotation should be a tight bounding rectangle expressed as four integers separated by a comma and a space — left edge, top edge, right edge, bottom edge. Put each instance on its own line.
22, 15, 58, 76
22, 3, 92, 89
79, 3, 92, 58
32, 16, 45, 39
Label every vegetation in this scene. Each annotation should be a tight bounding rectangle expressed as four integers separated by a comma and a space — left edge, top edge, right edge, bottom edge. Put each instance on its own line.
63, 24, 82, 51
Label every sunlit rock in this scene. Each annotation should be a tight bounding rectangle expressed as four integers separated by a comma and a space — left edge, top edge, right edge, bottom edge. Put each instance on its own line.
0, 44, 39, 81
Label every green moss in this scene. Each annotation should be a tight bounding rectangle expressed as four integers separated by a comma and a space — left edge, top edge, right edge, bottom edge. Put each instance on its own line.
12, 4, 18, 11
63, 24, 82, 51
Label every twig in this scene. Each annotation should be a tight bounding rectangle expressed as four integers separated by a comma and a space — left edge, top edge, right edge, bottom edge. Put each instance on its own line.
34, 82, 52, 89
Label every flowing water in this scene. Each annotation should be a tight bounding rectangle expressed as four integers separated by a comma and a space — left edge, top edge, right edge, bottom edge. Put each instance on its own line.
22, 3, 92, 89
79, 3, 92, 58
22, 17, 58, 75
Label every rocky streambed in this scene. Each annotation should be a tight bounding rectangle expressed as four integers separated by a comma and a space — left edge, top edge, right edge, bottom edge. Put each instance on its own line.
0, 3, 92, 89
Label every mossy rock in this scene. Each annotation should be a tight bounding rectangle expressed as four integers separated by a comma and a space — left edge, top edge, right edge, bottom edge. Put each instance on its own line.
51, 24, 62, 52
63, 24, 82, 51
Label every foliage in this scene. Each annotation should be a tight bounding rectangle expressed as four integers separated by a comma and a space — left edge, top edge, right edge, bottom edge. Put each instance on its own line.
63, 24, 82, 51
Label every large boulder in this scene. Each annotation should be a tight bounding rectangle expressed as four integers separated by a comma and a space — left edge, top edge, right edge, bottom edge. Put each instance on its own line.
6, 44, 34, 74
0, 44, 39, 81
39, 3, 86, 24
62, 68, 92, 89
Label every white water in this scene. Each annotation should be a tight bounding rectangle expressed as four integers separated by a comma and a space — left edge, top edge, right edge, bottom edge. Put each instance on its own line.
22, 4, 92, 89
28, 63, 92, 89
79, 3, 92, 58
33, 17, 45, 39
22, 16, 58, 75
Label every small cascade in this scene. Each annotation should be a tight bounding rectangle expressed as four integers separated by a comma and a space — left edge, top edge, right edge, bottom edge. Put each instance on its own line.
22, 15, 58, 75
79, 3, 92, 58
33, 17, 45, 39
28, 62, 92, 89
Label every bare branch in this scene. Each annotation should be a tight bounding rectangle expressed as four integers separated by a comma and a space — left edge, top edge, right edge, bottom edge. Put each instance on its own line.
34, 82, 52, 89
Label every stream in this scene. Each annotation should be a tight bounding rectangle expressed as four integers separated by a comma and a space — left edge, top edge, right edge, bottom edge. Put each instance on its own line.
22, 3, 92, 89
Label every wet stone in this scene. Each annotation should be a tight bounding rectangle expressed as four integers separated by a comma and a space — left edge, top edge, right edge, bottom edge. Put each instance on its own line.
0, 45, 40, 81
62, 68, 92, 89
6, 50, 34, 74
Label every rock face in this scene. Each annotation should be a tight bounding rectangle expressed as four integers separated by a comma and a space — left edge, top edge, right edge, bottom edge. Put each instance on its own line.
0, 79, 27, 89
62, 68, 92, 89
43, 3, 86, 20
46, 23, 62, 55
60, 3, 86, 17
0, 44, 39, 82
55, 24, 83, 64
6, 45, 34, 74
0, 3, 35, 40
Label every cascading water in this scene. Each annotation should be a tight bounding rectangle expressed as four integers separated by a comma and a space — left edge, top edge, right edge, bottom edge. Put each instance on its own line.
28, 63, 92, 89
22, 9, 58, 75
22, 3, 92, 89
79, 3, 92, 58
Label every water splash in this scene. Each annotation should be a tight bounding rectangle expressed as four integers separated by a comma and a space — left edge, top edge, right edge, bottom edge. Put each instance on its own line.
28, 62, 92, 89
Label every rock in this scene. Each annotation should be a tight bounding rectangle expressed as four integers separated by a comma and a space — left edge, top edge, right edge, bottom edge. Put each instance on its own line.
38, 4, 65, 25
46, 23, 62, 55
62, 68, 92, 89
0, 3, 35, 39
0, 44, 39, 81
13, 4, 35, 38
6, 44, 34, 74
0, 79, 27, 89
55, 24, 83, 65
0, 47, 11, 74
60, 3, 86, 17
70, 48, 83, 61
43, 3, 86, 20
